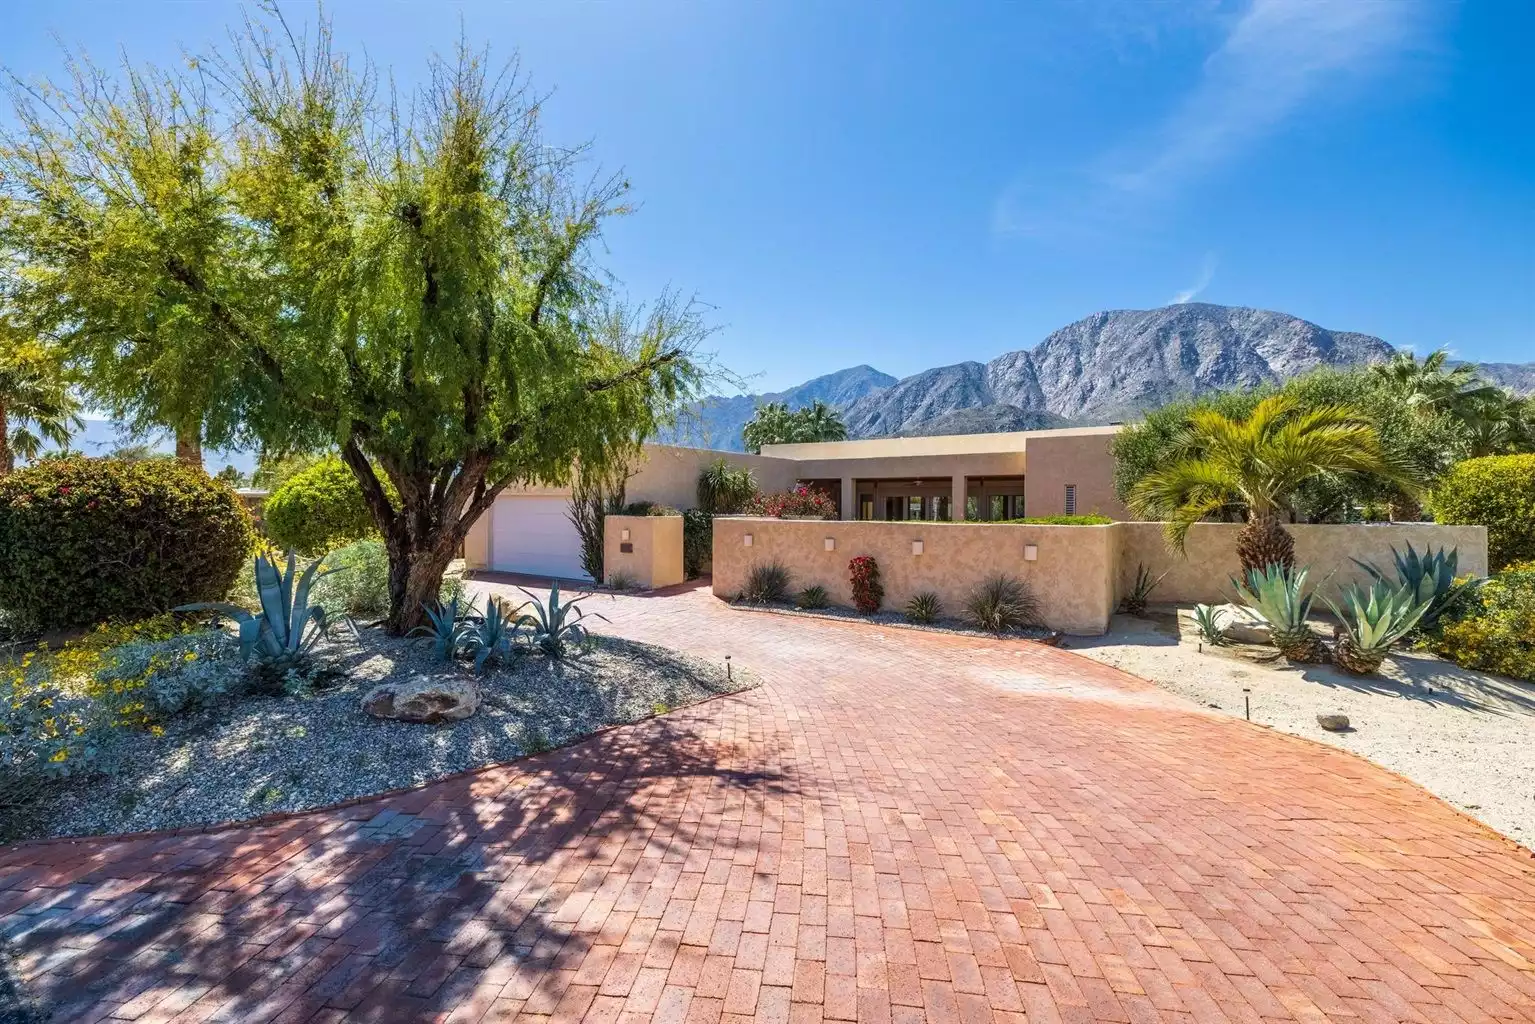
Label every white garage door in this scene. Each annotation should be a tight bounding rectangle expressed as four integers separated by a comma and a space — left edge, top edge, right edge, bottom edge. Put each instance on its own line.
490, 496, 591, 581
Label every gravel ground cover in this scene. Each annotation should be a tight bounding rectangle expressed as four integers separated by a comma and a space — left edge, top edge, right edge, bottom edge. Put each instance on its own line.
1069, 608, 1535, 846
726, 600, 1062, 642
7, 629, 750, 843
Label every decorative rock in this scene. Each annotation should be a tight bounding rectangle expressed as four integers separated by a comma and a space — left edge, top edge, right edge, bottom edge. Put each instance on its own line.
362, 675, 480, 724
1316, 713, 1351, 732
1215, 604, 1271, 645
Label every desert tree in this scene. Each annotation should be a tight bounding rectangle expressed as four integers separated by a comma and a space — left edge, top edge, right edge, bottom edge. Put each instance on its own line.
0, 324, 81, 475
0, 9, 708, 630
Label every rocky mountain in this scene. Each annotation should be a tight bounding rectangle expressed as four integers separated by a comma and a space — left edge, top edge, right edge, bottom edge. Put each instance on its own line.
667, 303, 1533, 448
659, 365, 896, 451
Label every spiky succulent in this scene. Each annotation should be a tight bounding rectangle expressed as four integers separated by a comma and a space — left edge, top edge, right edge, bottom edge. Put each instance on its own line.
410, 594, 475, 662
1324, 580, 1434, 675
1191, 603, 1229, 646
1232, 563, 1324, 662
179, 551, 339, 670
1355, 542, 1479, 632
516, 580, 606, 658
464, 595, 520, 673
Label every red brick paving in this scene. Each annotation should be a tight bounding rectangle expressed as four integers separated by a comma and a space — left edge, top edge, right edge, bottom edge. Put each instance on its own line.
3, 580, 1535, 1023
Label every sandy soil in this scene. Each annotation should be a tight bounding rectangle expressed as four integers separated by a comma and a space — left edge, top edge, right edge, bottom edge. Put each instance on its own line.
1067, 608, 1535, 847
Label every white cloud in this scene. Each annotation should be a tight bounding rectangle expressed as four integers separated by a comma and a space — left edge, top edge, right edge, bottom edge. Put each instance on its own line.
1171, 253, 1218, 304
995, 0, 1428, 238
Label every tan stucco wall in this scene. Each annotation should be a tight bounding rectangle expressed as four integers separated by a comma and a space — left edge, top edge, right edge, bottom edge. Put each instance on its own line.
711, 518, 1118, 634
1114, 522, 1489, 605
625, 445, 799, 509
1021, 432, 1129, 520
604, 514, 685, 590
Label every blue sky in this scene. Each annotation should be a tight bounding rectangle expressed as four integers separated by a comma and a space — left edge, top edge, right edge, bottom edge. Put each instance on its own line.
3, 0, 1531, 408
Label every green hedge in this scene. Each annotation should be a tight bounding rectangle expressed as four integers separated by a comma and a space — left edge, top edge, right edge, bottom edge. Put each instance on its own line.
1430, 454, 1535, 571
263, 456, 385, 555
0, 457, 253, 631
1433, 561, 1535, 682
968, 514, 1114, 526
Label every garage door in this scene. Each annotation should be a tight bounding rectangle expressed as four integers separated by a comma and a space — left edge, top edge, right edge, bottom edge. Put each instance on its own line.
490, 496, 591, 580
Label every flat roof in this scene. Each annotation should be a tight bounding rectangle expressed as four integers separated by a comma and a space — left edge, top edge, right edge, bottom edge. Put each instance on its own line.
760, 423, 1122, 460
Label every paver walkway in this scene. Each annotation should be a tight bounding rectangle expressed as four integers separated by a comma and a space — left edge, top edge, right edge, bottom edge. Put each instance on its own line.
4, 581, 1535, 1023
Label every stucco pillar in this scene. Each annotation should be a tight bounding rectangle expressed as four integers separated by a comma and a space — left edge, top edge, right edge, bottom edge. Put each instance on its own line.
841, 477, 857, 521
951, 475, 967, 521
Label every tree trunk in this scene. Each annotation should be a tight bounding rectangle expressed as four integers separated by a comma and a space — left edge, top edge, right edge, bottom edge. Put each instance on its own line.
1235, 510, 1294, 576
0, 401, 11, 476
175, 426, 204, 469
385, 535, 462, 635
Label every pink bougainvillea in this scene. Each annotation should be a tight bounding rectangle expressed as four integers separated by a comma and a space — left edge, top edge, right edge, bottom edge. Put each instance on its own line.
742, 485, 837, 520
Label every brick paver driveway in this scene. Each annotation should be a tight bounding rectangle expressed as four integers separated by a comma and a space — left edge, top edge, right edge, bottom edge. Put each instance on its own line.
4, 581, 1535, 1023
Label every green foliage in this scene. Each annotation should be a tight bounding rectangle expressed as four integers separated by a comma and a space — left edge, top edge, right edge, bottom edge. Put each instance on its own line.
94, 630, 245, 719
983, 515, 1113, 526
740, 561, 794, 604
1118, 564, 1166, 616
1429, 454, 1535, 571
620, 501, 680, 516
410, 595, 475, 662
1191, 604, 1229, 646
682, 508, 712, 580
962, 575, 1040, 634
1354, 542, 1479, 633
796, 584, 829, 610
0, 332, 82, 474
0, 456, 253, 632
568, 462, 631, 584
1112, 389, 1263, 503
251, 452, 326, 491
263, 457, 384, 555
1232, 564, 1323, 662
1, 657, 109, 809
0, 10, 707, 633
310, 540, 391, 619
464, 595, 521, 673
742, 401, 848, 453
514, 580, 605, 658
1432, 562, 1535, 682
1324, 580, 1434, 674
904, 591, 942, 624
697, 458, 757, 514
179, 551, 338, 674
1128, 395, 1418, 554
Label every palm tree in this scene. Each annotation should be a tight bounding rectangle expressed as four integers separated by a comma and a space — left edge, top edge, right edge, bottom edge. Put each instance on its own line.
0, 333, 82, 476
1129, 395, 1419, 574
799, 400, 848, 443
1370, 349, 1503, 421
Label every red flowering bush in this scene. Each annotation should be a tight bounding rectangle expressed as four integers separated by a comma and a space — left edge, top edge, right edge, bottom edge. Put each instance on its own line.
849, 555, 883, 614
742, 485, 837, 520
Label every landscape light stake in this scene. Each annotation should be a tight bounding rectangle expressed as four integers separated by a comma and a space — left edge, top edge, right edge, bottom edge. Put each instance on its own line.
726, 655, 732, 682
1243, 688, 1251, 722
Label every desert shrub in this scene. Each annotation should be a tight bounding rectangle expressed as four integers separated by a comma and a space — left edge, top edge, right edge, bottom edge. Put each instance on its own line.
986, 515, 1113, 526
683, 508, 712, 579
620, 500, 680, 516
1432, 561, 1535, 682
904, 591, 942, 624
849, 555, 883, 613
1429, 454, 1535, 571
94, 630, 246, 719
311, 539, 391, 618
263, 456, 383, 555
742, 486, 837, 520
1, 657, 110, 810
740, 561, 793, 604
963, 575, 1041, 634
606, 569, 641, 591
697, 458, 757, 514
797, 584, 829, 609
0, 457, 253, 632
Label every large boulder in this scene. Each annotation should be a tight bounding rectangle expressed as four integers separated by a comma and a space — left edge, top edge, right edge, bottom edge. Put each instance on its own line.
362, 675, 479, 724
1213, 603, 1271, 645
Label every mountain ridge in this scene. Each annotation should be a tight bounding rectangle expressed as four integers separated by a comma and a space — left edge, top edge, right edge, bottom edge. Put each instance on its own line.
662, 303, 1532, 450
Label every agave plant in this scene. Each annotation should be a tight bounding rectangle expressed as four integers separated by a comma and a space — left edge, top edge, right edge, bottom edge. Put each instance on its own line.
178, 551, 339, 671
904, 591, 942, 624
1118, 563, 1167, 617
1232, 563, 1325, 662
796, 584, 829, 610
411, 594, 475, 662
463, 595, 522, 673
1324, 580, 1435, 675
1354, 542, 1479, 633
516, 581, 606, 658
1191, 604, 1229, 646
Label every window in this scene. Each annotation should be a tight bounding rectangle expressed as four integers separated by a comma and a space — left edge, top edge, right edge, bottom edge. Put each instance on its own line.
1064, 484, 1077, 515
907, 496, 923, 520
859, 495, 874, 521
886, 496, 904, 521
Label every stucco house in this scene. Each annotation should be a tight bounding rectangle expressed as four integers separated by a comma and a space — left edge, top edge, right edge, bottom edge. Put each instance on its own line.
464, 425, 1126, 580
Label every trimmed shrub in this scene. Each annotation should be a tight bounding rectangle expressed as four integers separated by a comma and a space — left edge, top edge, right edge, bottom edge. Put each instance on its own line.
849, 555, 883, 613
683, 508, 712, 580
263, 456, 383, 555
1429, 454, 1535, 571
0, 457, 253, 631
740, 561, 793, 604
985, 514, 1113, 526
620, 500, 680, 516
962, 575, 1041, 634
1432, 561, 1535, 682
742, 486, 837, 520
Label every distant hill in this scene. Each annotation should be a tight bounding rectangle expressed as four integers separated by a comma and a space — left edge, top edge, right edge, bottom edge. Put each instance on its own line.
675, 303, 1532, 446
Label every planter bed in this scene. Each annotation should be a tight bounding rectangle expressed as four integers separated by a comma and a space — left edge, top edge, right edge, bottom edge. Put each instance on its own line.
5, 629, 750, 843
728, 600, 1062, 644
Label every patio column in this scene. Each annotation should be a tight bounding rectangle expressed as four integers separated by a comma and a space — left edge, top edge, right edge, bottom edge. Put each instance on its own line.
841, 476, 857, 521
950, 475, 966, 521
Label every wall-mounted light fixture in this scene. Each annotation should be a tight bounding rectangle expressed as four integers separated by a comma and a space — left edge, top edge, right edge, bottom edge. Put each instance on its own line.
912, 539, 924, 555
824, 537, 836, 551
1024, 544, 1038, 561
620, 528, 631, 542
744, 534, 753, 547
